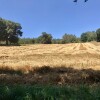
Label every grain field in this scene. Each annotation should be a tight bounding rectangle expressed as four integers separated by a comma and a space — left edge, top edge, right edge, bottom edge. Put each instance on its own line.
0, 43, 100, 71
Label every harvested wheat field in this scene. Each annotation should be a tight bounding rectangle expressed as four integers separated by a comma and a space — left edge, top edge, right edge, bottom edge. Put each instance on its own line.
0, 43, 100, 85
0, 43, 100, 70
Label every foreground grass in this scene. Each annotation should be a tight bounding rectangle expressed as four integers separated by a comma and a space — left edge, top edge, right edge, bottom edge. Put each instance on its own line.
0, 85, 100, 100
0, 66, 100, 99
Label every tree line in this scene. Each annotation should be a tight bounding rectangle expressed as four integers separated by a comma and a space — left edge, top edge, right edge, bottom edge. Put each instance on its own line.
19, 30, 100, 44
0, 18, 100, 45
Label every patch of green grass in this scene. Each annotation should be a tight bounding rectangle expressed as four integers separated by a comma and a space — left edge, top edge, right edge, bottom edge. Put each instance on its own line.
0, 85, 100, 100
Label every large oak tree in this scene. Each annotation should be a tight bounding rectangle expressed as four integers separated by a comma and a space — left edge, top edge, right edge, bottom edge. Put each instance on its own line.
0, 18, 22, 45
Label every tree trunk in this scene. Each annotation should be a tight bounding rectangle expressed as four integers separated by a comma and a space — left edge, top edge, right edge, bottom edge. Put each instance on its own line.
6, 38, 8, 45
6, 33, 9, 45
5, 34, 9, 45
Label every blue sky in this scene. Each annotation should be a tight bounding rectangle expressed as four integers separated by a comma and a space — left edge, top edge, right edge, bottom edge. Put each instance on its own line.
0, 0, 100, 38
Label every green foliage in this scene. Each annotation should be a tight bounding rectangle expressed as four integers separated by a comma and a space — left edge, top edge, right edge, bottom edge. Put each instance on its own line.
14, 30, 98, 44
37, 32, 52, 44
81, 31, 97, 42
0, 85, 100, 100
0, 18, 7, 41
0, 18, 22, 45
31, 38, 36, 44
52, 39, 62, 44
96, 28, 100, 42
81, 33, 88, 42
8, 35, 19, 44
62, 34, 77, 43
19, 38, 35, 44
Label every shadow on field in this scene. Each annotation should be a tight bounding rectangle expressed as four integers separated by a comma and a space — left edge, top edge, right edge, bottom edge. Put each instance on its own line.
0, 66, 100, 85
0, 44, 21, 46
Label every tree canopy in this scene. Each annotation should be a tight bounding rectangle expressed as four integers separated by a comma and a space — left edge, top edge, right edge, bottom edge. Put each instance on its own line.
81, 32, 97, 42
37, 32, 52, 44
96, 28, 100, 42
62, 34, 77, 43
0, 18, 22, 45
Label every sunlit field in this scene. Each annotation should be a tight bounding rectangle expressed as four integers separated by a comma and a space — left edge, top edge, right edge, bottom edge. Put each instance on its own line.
0, 42, 100, 70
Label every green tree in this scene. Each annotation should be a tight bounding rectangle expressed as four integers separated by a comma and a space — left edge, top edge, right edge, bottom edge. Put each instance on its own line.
8, 35, 19, 44
81, 32, 96, 42
81, 33, 88, 42
5, 21, 22, 45
37, 32, 52, 44
0, 18, 22, 45
87, 31, 97, 41
31, 38, 36, 44
0, 18, 6, 41
96, 28, 100, 42
62, 34, 77, 43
